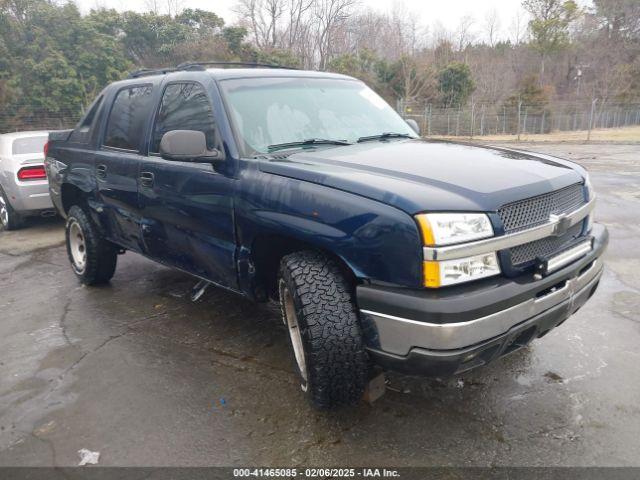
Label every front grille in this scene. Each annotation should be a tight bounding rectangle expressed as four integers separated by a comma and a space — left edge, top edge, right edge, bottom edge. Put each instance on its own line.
509, 223, 583, 265
498, 183, 587, 267
498, 183, 585, 233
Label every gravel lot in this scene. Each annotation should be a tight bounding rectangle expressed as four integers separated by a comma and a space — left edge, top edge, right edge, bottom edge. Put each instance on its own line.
0, 143, 639, 467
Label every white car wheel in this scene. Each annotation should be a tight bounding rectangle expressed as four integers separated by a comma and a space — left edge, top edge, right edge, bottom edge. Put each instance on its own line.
0, 188, 22, 231
0, 192, 8, 227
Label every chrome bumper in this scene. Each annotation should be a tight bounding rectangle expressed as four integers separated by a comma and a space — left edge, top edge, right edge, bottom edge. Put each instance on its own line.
361, 257, 603, 355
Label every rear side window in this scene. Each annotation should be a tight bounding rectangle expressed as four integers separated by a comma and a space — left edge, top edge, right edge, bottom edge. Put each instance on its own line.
104, 85, 153, 151
12, 136, 47, 155
151, 82, 218, 153
70, 95, 104, 143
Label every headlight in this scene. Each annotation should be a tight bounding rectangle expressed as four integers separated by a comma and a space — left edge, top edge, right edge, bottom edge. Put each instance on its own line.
424, 253, 500, 288
416, 212, 500, 288
584, 174, 594, 232
416, 213, 494, 246
584, 174, 594, 201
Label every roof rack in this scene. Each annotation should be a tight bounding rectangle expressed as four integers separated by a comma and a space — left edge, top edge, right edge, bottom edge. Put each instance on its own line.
127, 67, 178, 79
176, 61, 298, 70
127, 61, 298, 78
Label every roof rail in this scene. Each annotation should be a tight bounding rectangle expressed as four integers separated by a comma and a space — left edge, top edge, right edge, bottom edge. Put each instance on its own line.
127, 61, 298, 79
176, 61, 298, 70
128, 67, 178, 79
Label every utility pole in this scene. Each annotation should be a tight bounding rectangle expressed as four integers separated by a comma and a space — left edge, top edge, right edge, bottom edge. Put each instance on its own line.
503, 106, 506, 134
587, 98, 598, 142
470, 102, 475, 138
517, 101, 522, 141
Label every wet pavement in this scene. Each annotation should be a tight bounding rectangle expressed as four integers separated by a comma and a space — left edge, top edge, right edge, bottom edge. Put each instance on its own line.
0, 144, 639, 467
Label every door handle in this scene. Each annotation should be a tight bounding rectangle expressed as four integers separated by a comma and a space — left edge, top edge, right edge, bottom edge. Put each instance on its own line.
96, 164, 107, 179
139, 171, 154, 188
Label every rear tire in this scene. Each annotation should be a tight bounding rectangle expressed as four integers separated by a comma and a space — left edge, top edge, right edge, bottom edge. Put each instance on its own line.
278, 250, 368, 408
66, 205, 117, 285
0, 187, 23, 231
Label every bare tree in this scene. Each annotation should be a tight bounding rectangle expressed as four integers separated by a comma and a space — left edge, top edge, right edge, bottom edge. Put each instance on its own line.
593, 0, 640, 42
430, 20, 452, 48
265, 0, 286, 47
455, 14, 475, 52
225, 0, 637, 106
398, 55, 433, 101
234, 0, 286, 48
313, 0, 357, 69
509, 9, 528, 44
166, 0, 184, 16
388, 3, 425, 56
143, 0, 160, 14
285, 0, 313, 49
484, 8, 501, 47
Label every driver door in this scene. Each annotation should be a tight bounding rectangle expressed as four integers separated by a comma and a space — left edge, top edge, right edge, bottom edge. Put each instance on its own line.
137, 81, 237, 289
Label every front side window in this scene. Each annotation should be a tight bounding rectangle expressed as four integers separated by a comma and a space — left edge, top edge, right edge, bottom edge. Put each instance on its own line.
104, 85, 153, 151
219, 77, 416, 156
151, 82, 218, 153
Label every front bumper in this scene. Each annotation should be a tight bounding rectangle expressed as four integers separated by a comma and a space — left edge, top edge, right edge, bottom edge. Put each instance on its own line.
358, 223, 608, 377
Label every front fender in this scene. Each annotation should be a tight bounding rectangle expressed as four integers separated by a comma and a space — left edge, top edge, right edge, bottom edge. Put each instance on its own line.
235, 163, 424, 293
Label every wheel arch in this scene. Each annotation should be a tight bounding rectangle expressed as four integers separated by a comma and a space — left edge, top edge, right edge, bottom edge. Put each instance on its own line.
248, 233, 359, 302
60, 182, 89, 215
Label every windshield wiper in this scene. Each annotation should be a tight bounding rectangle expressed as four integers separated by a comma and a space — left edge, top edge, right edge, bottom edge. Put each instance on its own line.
267, 138, 352, 152
357, 132, 414, 143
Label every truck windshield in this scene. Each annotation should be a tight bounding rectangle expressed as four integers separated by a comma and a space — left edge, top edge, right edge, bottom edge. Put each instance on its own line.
219, 77, 417, 156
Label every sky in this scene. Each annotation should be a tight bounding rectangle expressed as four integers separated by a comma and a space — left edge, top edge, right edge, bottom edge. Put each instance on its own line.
78, 0, 594, 42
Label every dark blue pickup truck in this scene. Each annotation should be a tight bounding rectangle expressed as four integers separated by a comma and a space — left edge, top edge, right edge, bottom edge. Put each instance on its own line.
45, 63, 608, 408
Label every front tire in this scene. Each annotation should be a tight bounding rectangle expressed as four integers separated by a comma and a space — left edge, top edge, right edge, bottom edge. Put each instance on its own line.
66, 205, 117, 285
278, 250, 368, 408
0, 187, 23, 231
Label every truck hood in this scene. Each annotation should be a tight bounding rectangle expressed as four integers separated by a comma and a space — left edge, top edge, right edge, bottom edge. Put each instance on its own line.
259, 140, 586, 214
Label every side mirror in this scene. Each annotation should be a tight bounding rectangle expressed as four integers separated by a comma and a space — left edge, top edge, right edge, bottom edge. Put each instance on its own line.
159, 130, 223, 164
406, 118, 421, 136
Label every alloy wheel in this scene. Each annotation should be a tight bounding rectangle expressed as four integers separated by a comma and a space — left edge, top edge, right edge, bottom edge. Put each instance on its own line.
280, 279, 309, 391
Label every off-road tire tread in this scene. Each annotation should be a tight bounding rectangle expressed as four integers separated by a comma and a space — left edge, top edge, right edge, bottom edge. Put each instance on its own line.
279, 250, 368, 408
66, 205, 117, 285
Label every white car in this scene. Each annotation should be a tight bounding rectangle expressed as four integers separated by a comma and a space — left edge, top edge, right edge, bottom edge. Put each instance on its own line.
0, 131, 54, 230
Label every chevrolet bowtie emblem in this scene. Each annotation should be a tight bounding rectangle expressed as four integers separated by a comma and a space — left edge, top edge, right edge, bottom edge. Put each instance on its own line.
550, 213, 571, 236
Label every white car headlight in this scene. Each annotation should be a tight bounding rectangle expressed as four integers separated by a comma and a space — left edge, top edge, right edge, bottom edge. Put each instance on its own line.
416, 213, 494, 246
424, 252, 500, 287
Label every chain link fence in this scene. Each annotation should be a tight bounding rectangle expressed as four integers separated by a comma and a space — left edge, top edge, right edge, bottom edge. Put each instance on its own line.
2, 100, 640, 141
398, 99, 640, 140
0, 106, 83, 133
